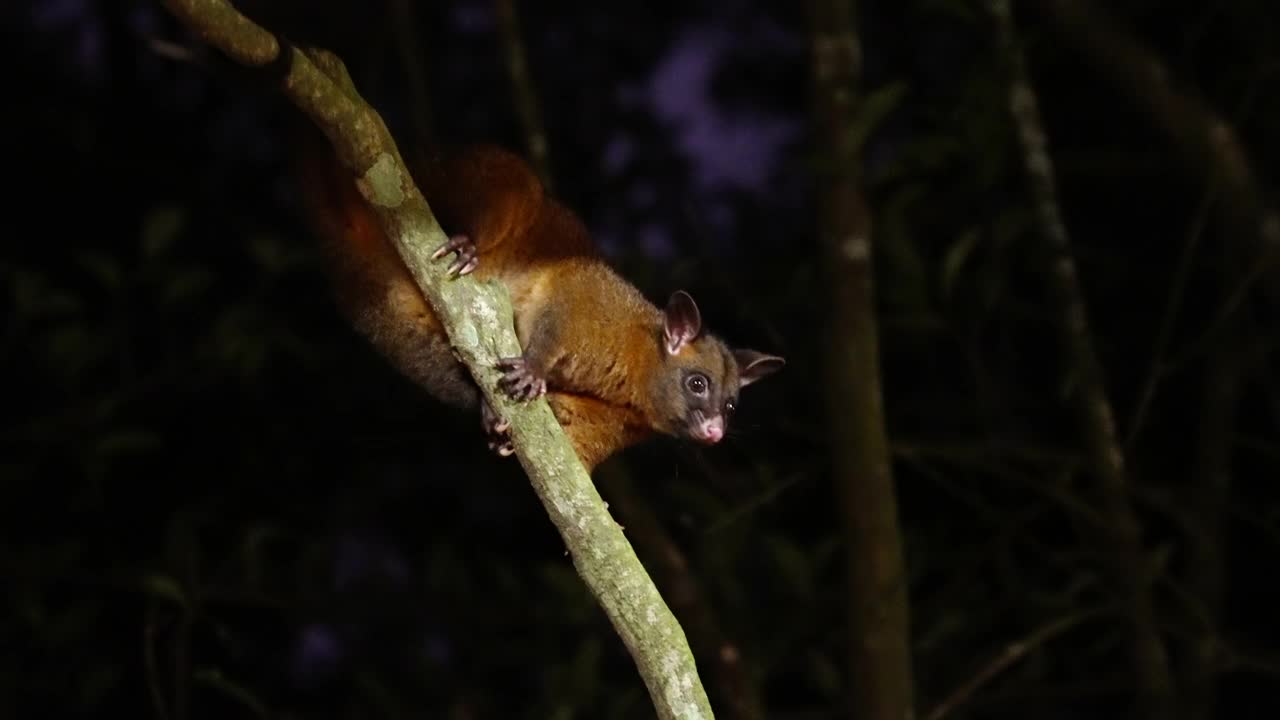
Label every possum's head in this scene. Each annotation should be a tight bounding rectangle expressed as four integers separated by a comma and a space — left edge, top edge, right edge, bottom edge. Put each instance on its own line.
649, 291, 784, 444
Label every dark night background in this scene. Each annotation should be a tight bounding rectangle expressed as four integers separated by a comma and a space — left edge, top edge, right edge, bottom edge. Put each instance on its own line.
3, 1, 1279, 718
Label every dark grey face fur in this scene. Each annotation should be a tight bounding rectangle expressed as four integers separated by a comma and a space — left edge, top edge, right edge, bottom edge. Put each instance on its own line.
674, 342, 738, 444
656, 291, 785, 444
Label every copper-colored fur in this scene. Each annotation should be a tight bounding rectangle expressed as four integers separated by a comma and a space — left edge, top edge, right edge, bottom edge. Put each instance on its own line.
302, 142, 781, 470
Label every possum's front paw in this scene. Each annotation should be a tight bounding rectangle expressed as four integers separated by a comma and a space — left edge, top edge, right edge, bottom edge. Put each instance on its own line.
496, 356, 547, 401
480, 398, 514, 457
431, 234, 478, 277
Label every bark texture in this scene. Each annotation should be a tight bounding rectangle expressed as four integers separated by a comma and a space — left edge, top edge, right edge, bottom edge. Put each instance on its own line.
809, 1, 914, 718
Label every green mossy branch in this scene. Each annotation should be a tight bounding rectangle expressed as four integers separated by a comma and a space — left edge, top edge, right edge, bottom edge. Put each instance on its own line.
160, 1, 714, 717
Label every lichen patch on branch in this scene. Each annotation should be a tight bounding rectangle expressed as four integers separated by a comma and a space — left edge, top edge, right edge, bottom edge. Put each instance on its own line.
357, 153, 406, 207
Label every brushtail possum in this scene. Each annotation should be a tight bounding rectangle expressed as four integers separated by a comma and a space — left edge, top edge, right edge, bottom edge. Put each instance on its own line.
304, 142, 784, 471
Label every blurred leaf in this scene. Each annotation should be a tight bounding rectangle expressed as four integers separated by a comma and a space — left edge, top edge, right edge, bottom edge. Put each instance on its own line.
426, 541, 472, 597
491, 559, 523, 598
877, 185, 933, 315
194, 667, 269, 718
764, 535, 814, 600
920, 0, 982, 22
663, 481, 728, 525
13, 585, 46, 629
844, 81, 909, 155
73, 250, 124, 292
810, 534, 842, 576
698, 513, 754, 618
877, 133, 965, 182
604, 686, 649, 720
959, 74, 1017, 191
976, 208, 1032, 310
941, 228, 982, 300
41, 325, 108, 381
567, 635, 603, 703
42, 597, 102, 648
239, 524, 286, 588
140, 573, 188, 609
208, 303, 273, 376
915, 608, 970, 655
248, 231, 312, 273
141, 206, 186, 258
93, 428, 163, 458
77, 663, 121, 708
9, 268, 81, 318
356, 670, 404, 718
809, 649, 842, 699
1144, 542, 1174, 583
539, 562, 594, 622
991, 206, 1034, 246
158, 266, 216, 307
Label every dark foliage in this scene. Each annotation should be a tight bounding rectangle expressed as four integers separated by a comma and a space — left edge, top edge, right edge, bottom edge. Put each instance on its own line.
3, 0, 1278, 718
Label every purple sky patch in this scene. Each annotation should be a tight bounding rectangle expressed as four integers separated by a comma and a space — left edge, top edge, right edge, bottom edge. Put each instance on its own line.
647, 26, 800, 195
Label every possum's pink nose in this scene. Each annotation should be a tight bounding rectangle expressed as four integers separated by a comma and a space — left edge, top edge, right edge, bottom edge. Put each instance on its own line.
697, 415, 725, 444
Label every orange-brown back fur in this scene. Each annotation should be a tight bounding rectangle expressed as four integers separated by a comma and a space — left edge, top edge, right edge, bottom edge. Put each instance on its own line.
302, 141, 713, 469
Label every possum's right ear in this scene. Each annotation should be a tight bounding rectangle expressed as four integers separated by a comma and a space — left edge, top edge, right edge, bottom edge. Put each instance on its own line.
663, 290, 703, 355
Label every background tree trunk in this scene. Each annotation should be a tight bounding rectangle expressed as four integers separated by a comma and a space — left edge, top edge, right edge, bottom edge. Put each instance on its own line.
809, 1, 915, 718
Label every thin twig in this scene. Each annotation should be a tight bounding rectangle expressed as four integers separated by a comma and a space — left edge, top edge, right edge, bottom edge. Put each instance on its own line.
988, 2, 1176, 717
1125, 182, 1217, 449
386, 0, 435, 148
144, 605, 170, 720
495, 0, 553, 190
924, 610, 1105, 720
1030, 0, 1280, 304
173, 612, 192, 720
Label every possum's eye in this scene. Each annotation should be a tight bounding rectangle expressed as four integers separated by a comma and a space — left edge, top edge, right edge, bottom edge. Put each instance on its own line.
685, 373, 709, 396
724, 398, 737, 415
